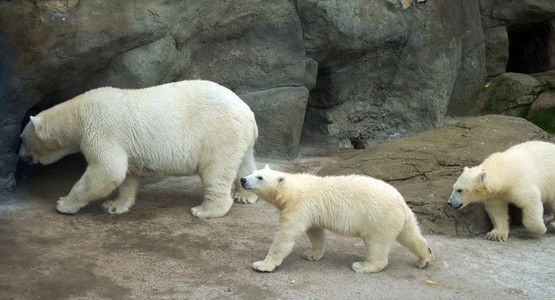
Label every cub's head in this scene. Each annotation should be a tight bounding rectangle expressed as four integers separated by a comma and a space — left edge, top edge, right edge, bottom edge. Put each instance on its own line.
240, 165, 285, 201
19, 115, 74, 165
447, 166, 488, 209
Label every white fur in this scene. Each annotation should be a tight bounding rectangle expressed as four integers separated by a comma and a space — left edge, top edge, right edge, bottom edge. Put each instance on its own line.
241, 165, 433, 273
448, 141, 555, 241
19, 80, 259, 218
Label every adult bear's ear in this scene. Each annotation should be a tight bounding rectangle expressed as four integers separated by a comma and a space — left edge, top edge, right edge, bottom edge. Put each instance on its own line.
264, 164, 271, 170
30, 116, 50, 140
278, 177, 285, 186
476, 171, 487, 187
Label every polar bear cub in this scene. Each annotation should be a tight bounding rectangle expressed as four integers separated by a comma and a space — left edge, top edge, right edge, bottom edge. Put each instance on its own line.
241, 165, 433, 273
448, 140, 555, 241
19, 80, 258, 218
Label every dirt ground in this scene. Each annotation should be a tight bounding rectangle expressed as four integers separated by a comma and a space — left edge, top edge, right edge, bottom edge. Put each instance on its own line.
1, 148, 554, 299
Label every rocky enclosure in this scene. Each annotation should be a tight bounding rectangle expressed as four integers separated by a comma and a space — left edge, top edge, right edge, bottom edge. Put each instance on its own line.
1, 0, 554, 193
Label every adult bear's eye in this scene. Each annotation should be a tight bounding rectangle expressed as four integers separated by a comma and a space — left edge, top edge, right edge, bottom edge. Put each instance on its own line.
456, 189, 463, 193
257, 176, 263, 180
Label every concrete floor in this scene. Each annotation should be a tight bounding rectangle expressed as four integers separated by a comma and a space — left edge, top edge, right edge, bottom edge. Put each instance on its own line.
1, 153, 554, 299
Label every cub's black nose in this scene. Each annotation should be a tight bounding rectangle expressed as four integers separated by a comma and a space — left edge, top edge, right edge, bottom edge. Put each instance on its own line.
240, 178, 247, 185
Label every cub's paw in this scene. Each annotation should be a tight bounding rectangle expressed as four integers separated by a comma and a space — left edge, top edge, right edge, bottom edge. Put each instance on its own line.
56, 197, 82, 215
102, 199, 132, 214
301, 249, 324, 261
549, 220, 555, 231
252, 260, 276, 272
232, 190, 258, 204
485, 229, 508, 242
191, 204, 229, 219
351, 261, 386, 273
417, 253, 433, 269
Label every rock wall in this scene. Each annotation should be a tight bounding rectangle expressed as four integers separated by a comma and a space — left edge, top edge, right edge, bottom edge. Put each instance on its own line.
0, 0, 554, 193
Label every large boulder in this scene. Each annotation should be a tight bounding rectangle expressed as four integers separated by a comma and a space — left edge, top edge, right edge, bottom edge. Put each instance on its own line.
475, 72, 544, 117
480, 0, 555, 75
240, 87, 310, 159
318, 115, 554, 236
300, 0, 485, 146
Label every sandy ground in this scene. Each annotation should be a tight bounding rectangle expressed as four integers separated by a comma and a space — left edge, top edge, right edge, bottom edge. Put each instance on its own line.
1, 150, 554, 299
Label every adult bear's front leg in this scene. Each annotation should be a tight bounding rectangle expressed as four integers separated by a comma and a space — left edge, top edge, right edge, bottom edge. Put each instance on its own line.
57, 163, 126, 214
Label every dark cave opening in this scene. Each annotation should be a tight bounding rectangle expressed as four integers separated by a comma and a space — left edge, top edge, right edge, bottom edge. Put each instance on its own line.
506, 21, 552, 74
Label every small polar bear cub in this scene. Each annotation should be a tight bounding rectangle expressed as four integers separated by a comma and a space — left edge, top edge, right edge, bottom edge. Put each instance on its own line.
19, 80, 258, 219
448, 140, 555, 242
241, 165, 433, 273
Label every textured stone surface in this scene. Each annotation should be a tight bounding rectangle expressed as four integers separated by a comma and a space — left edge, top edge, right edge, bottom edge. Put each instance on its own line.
301, 0, 483, 146
1, 0, 554, 193
318, 115, 554, 236
240, 87, 310, 159
528, 92, 555, 133
480, 0, 555, 75
484, 26, 509, 77
475, 73, 544, 117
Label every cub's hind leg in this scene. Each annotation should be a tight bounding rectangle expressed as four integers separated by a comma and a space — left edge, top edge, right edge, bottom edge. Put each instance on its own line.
302, 227, 326, 261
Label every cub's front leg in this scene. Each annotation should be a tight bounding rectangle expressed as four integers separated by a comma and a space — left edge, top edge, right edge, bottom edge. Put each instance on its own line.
484, 200, 509, 242
253, 222, 303, 272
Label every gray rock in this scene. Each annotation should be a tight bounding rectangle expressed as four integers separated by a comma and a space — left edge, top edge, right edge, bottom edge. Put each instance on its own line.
300, 0, 484, 144
480, 0, 555, 74
240, 87, 309, 159
447, 0, 487, 116
476, 72, 544, 117
532, 70, 555, 88
484, 26, 509, 77
318, 115, 554, 235
1, 0, 553, 194
528, 92, 555, 133
490, 0, 555, 24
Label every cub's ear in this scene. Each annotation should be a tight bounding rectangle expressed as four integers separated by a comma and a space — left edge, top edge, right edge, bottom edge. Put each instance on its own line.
278, 177, 285, 186
463, 166, 469, 172
264, 164, 271, 170
30, 116, 50, 140
476, 171, 486, 186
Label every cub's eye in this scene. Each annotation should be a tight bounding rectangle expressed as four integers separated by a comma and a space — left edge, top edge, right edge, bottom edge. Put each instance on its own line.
456, 189, 463, 193
256, 176, 263, 180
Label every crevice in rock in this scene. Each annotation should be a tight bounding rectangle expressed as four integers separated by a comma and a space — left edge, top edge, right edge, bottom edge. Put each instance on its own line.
506, 21, 551, 74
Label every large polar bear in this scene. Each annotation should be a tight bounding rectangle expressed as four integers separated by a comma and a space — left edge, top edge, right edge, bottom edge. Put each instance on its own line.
19, 80, 258, 219
241, 165, 433, 273
448, 141, 555, 241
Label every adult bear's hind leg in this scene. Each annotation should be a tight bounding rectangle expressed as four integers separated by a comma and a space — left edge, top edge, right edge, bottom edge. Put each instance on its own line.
232, 145, 258, 204
102, 173, 140, 214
